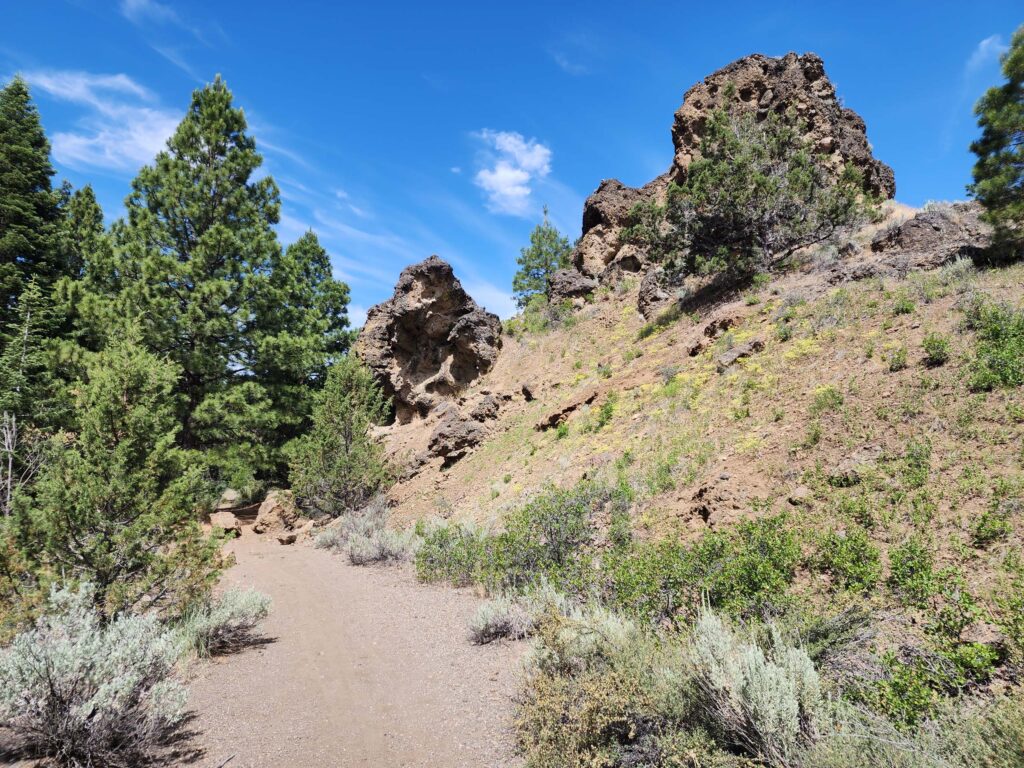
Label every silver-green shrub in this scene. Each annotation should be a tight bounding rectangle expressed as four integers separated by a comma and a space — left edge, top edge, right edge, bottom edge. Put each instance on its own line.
691, 609, 826, 767
468, 595, 534, 644
174, 587, 271, 657
0, 584, 185, 767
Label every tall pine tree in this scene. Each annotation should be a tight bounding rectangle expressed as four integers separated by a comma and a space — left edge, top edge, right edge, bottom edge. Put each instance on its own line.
970, 25, 1024, 254
512, 206, 573, 308
109, 77, 349, 487
0, 76, 61, 340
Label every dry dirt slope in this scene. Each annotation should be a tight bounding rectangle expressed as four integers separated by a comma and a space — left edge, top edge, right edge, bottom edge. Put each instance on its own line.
181, 532, 523, 768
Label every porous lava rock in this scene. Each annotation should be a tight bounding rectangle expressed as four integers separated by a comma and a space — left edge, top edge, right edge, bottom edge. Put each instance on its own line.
548, 268, 598, 303
354, 256, 503, 423
871, 202, 992, 269
671, 52, 895, 199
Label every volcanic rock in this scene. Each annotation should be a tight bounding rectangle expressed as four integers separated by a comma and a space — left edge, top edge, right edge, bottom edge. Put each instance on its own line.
253, 489, 300, 534
427, 407, 487, 467
354, 256, 503, 423
671, 52, 895, 199
871, 202, 992, 269
548, 268, 598, 302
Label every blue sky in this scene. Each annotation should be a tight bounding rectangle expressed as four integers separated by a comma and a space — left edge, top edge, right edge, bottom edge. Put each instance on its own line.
3, 1, 1021, 324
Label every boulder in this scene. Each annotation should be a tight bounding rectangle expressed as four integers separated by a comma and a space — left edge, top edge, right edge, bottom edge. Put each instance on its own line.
828, 445, 884, 487
468, 394, 501, 422
535, 389, 599, 431
572, 225, 620, 278
548, 268, 598, 302
715, 340, 765, 372
216, 488, 241, 510
581, 179, 646, 235
427, 407, 487, 467
354, 256, 503, 423
638, 269, 675, 321
671, 52, 895, 199
209, 510, 242, 538
277, 532, 297, 546
871, 203, 992, 269
252, 489, 300, 534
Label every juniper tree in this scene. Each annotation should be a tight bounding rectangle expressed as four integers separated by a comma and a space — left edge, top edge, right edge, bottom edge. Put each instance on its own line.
512, 206, 573, 308
18, 332, 222, 618
0, 77, 61, 339
288, 355, 392, 517
970, 25, 1024, 254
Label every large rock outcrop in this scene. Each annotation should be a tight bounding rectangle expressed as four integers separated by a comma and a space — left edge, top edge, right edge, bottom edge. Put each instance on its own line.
671, 52, 895, 199
355, 256, 503, 423
871, 202, 992, 270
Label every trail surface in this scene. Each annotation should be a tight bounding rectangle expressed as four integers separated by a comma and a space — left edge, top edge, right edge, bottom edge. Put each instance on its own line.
182, 534, 523, 768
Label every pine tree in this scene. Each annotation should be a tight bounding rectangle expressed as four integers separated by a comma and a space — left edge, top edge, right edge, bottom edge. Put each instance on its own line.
512, 206, 573, 308
0, 76, 61, 338
253, 231, 350, 475
21, 332, 222, 618
54, 185, 120, 367
111, 76, 285, 487
970, 25, 1024, 254
0, 280, 64, 426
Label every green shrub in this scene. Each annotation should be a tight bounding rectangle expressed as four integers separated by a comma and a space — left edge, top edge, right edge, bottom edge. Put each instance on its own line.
482, 482, 624, 594
973, 498, 1015, 547
888, 536, 937, 606
816, 528, 882, 591
0, 584, 186, 767
604, 540, 690, 623
922, 332, 951, 366
555, 421, 569, 440
901, 438, 932, 489
810, 385, 844, 416
892, 295, 916, 315
414, 523, 486, 587
887, 345, 908, 372
964, 299, 1024, 390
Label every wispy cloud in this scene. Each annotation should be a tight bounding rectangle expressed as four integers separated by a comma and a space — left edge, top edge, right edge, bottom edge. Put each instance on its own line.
548, 31, 601, 76
120, 0, 178, 26
473, 129, 552, 216
965, 34, 1008, 76
25, 69, 179, 171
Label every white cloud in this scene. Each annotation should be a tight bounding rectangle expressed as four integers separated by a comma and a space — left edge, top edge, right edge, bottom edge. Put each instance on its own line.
26, 70, 179, 171
551, 51, 588, 76
966, 34, 1008, 75
473, 130, 552, 216
120, 0, 178, 26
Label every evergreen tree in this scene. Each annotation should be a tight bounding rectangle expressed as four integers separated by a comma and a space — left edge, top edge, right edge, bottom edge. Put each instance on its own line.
19, 332, 222, 618
512, 206, 573, 308
0, 280, 64, 426
110, 76, 285, 487
969, 25, 1024, 254
54, 185, 120, 367
0, 76, 61, 337
288, 355, 392, 517
254, 231, 350, 475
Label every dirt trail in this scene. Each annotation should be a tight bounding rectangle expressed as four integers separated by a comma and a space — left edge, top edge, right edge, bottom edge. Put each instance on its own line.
182, 534, 524, 768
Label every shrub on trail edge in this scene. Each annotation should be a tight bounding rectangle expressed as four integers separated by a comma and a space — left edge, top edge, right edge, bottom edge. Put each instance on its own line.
174, 587, 271, 657
0, 584, 186, 768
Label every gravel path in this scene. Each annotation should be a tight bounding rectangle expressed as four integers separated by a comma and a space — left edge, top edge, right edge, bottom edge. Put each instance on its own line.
181, 534, 524, 768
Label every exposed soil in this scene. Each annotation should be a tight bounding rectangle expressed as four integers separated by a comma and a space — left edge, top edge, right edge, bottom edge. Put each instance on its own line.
181, 533, 524, 768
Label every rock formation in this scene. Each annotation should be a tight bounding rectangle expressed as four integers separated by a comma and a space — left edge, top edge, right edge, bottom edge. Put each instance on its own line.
671, 52, 896, 199
564, 51, 896, 298
354, 256, 503, 423
871, 202, 992, 269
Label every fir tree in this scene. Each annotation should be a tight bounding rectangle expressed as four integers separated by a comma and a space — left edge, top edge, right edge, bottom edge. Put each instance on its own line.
0, 76, 61, 337
512, 206, 573, 308
969, 25, 1024, 254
